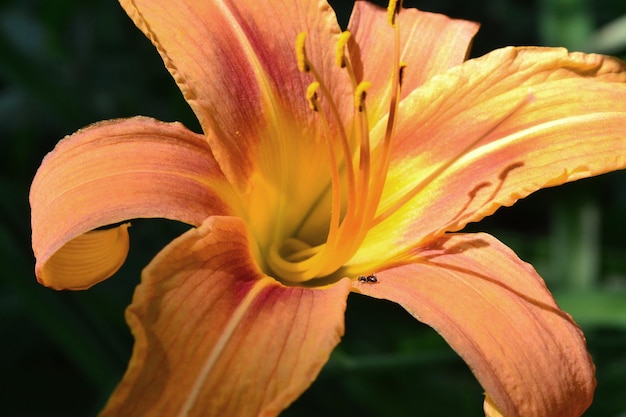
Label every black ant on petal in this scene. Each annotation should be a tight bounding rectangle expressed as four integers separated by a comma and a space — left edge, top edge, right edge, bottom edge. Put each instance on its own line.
358, 274, 378, 283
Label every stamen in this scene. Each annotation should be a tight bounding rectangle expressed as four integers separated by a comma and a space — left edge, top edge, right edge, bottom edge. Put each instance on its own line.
359, 3, 403, 225
354, 81, 372, 220
321, 78, 374, 269
336, 32, 358, 91
296, 32, 310, 73
306, 82, 320, 111
354, 81, 372, 112
335, 31, 351, 68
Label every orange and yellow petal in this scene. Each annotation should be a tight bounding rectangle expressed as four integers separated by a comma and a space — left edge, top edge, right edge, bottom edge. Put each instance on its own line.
119, 0, 352, 193
353, 232, 595, 417
100, 216, 352, 417
30, 116, 235, 289
351, 47, 626, 266
347, 1, 479, 120
41, 224, 130, 290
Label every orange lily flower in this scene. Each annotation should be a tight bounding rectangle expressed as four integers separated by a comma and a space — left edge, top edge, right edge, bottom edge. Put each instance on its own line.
30, 0, 626, 416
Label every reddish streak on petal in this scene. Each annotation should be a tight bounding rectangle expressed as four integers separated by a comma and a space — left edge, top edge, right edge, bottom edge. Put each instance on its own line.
100, 216, 352, 417
353, 233, 595, 417
119, 0, 351, 192
30, 116, 233, 289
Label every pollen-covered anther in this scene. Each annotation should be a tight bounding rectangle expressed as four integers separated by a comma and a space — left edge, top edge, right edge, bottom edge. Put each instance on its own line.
306, 82, 321, 111
354, 81, 372, 112
387, 0, 403, 27
296, 32, 310, 73
335, 31, 352, 68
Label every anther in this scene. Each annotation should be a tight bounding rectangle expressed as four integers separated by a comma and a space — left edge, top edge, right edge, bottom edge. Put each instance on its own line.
306, 82, 320, 111
354, 81, 372, 112
335, 31, 352, 68
387, 0, 402, 27
296, 32, 310, 72
398, 62, 407, 88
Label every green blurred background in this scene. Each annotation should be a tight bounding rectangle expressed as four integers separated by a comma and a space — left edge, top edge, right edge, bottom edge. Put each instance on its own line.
2, 0, 626, 416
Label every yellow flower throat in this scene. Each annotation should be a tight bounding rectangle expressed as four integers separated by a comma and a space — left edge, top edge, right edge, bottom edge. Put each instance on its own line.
267, 1, 405, 284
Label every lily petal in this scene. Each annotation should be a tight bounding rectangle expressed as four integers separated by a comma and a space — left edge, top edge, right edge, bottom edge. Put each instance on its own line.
353, 47, 626, 265
119, 0, 351, 192
30, 116, 234, 289
101, 216, 352, 417
41, 224, 130, 290
348, 1, 479, 120
353, 232, 595, 417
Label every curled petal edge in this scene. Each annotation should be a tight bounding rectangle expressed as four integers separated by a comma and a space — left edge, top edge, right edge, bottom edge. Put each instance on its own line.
30, 116, 234, 289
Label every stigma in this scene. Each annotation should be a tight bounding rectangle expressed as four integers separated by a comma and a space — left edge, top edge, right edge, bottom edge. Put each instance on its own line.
267, 1, 405, 284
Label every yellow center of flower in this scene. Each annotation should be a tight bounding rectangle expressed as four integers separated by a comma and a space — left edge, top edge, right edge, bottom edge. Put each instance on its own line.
266, 1, 405, 284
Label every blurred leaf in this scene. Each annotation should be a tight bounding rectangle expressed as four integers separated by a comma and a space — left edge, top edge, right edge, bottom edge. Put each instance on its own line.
539, 0, 593, 49
556, 291, 626, 327
549, 199, 600, 290
586, 14, 626, 54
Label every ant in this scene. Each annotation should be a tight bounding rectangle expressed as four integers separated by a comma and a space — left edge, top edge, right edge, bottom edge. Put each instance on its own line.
358, 274, 378, 283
